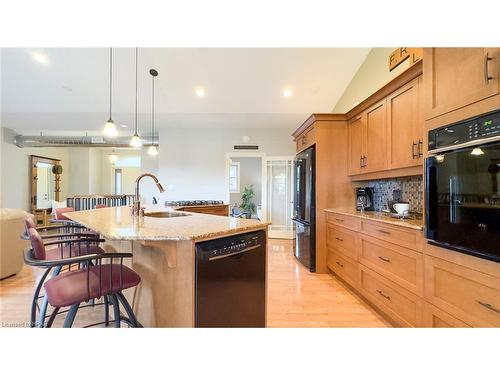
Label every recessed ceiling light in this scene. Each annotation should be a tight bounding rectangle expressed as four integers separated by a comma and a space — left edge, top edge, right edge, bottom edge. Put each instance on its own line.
121, 125, 127, 128
283, 89, 293, 97
195, 87, 205, 97
32, 51, 49, 64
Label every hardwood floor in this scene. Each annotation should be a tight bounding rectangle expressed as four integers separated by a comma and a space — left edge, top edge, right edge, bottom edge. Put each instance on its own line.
0, 238, 389, 328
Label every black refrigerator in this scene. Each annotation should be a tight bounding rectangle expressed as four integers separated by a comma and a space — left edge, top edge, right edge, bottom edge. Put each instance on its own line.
292, 146, 315, 272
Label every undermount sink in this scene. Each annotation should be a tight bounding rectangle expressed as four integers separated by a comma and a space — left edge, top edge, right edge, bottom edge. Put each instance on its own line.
144, 211, 192, 218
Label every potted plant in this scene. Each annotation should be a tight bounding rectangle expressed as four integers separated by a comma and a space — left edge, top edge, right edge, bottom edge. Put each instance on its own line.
239, 185, 256, 219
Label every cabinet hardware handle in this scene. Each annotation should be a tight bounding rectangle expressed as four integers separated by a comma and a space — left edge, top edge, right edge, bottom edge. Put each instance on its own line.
377, 229, 391, 235
360, 156, 363, 168
484, 52, 493, 84
363, 156, 367, 167
335, 237, 344, 242
418, 140, 423, 157
477, 300, 500, 314
412, 142, 417, 159
335, 261, 344, 268
378, 256, 391, 263
335, 218, 344, 222
377, 290, 391, 300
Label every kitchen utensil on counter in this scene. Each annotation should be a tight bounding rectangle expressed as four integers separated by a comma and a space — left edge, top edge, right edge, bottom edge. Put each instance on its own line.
393, 202, 410, 217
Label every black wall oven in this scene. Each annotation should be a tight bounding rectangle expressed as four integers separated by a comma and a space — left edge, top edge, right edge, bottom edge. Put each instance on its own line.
426, 110, 500, 263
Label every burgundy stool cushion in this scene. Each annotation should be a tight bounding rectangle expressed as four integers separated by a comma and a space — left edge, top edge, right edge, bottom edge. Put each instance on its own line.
44, 264, 141, 308
54, 207, 75, 220
28, 228, 46, 260
95, 204, 107, 209
45, 244, 104, 260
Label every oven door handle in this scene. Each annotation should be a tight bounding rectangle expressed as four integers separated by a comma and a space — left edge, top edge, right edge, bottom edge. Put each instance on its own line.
209, 244, 261, 261
425, 156, 438, 240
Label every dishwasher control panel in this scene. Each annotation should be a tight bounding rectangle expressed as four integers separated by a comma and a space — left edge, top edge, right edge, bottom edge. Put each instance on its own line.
196, 230, 265, 261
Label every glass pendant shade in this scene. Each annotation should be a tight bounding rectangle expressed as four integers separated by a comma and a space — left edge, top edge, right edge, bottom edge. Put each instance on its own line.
103, 119, 118, 136
108, 153, 118, 164
148, 145, 158, 156
130, 133, 142, 148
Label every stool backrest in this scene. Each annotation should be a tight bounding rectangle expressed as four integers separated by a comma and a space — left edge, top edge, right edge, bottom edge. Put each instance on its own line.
95, 204, 107, 209
28, 227, 46, 260
24, 215, 37, 234
54, 207, 75, 220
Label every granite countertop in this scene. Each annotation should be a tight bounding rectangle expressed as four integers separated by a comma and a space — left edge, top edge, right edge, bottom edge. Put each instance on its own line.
324, 208, 424, 231
64, 205, 269, 242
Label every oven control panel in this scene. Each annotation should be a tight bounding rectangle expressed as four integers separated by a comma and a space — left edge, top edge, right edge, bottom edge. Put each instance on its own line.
429, 109, 500, 150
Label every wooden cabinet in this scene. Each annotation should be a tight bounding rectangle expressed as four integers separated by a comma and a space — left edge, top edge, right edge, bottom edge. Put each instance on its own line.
327, 250, 359, 288
347, 100, 388, 175
326, 224, 358, 261
294, 125, 316, 153
177, 204, 229, 216
424, 255, 500, 327
422, 302, 470, 328
424, 48, 500, 120
387, 76, 423, 169
347, 115, 364, 175
359, 220, 422, 252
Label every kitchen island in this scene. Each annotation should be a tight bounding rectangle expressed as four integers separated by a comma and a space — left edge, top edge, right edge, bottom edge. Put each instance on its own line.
64, 206, 269, 327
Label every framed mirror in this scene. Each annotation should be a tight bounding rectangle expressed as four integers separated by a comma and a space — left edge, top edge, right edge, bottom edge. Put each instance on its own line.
30, 155, 62, 215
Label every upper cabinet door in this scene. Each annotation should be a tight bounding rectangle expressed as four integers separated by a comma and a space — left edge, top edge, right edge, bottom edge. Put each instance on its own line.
424, 48, 499, 120
348, 115, 364, 175
364, 99, 387, 173
387, 77, 423, 169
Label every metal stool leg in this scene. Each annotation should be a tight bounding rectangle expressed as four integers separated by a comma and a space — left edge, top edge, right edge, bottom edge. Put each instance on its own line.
45, 307, 60, 328
30, 267, 52, 327
104, 296, 110, 326
63, 304, 79, 328
37, 266, 62, 328
116, 292, 141, 328
109, 294, 121, 328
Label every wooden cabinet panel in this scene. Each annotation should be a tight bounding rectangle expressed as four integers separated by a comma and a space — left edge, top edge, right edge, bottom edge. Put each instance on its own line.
387, 77, 423, 169
424, 255, 500, 327
364, 100, 388, 173
326, 212, 360, 231
347, 115, 364, 175
424, 48, 499, 120
359, 234, 423, 296
360, 220, 422, 252
359, 264, 422, 327
295, 125, 316, 153
422, 302, 470, 328
178, 205, 229, 216
326, 224, 358, 261
327, 250, 359, 288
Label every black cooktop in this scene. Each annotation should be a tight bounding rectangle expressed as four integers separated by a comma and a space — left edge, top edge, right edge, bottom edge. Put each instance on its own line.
164, 200, 224, 207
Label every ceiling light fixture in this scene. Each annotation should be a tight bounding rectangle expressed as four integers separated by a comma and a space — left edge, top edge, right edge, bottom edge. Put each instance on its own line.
32, 51, 49, 64
108, 149, 119, 164
283, 89, 293, 97
471, 147, 484, 156
195, 87, 205, 97
130, 47, 142, 148
148, 69, 159, 156
103, 47, 118, 137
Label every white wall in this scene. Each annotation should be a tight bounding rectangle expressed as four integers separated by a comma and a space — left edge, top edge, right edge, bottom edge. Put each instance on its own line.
0, 127, 70, 211
333, 48, 411, 113
158, 127, 295, 202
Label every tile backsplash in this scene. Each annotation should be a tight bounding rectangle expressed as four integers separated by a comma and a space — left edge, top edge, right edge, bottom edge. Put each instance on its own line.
366, 175, 423, 213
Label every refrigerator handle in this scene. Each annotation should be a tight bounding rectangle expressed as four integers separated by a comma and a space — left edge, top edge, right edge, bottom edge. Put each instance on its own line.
425, 156, 438, 240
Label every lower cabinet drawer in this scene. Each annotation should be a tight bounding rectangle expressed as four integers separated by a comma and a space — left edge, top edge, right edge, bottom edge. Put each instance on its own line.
359, 264, 422, 327
326, 212, 360, 231
360, 220, 422, 252
327, 250, 358, 288
424, 255, 500, 327
326, 224, 357, 261
359, 234, 423, 296
422, 302, 471, 328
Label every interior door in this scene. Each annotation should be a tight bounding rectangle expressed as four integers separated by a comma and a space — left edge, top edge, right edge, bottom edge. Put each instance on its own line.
348, 115, 364, 175
424, 48, 499, 120
388, 77, 422, 169
364, 99, 388, 173
266, 157, 294, 239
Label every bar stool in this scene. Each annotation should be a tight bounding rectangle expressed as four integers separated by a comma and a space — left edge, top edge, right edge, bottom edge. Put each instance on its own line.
95, 204, 107, 209
23, 218, 106, 327
24, 228, 142, 328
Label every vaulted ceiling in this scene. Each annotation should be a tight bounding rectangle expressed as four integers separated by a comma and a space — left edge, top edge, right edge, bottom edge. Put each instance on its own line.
1, 48, 370, 133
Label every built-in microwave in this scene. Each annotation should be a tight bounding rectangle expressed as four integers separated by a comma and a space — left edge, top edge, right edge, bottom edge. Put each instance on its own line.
426, 109, 500, 263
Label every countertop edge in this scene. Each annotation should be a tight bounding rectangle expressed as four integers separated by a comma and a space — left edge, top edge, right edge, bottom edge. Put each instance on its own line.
324, 208, 424, 231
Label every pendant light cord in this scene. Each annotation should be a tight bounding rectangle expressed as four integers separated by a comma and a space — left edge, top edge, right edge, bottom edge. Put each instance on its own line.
109, 47, 113, 119
151, 73, 155, 145
134, 47, 138, 136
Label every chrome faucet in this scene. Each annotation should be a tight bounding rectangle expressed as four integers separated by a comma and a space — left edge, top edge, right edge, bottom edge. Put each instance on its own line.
131, 173, 165, 216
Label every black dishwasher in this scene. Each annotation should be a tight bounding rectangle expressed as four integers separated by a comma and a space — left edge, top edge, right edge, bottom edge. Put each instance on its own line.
195, 230, 266, 327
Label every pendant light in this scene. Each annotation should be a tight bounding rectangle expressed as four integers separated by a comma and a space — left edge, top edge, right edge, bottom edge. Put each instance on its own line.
148, 69, 159, 156
103, 47, 118, 136
130, 47, 142, 148
108, 149, 119, 164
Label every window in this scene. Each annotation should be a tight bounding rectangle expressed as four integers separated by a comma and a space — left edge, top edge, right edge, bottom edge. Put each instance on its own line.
114, 169, 122, 194
229, 162, 240, 193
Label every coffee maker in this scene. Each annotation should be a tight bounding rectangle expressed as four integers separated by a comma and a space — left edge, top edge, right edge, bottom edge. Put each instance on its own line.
355, 187, 374, 211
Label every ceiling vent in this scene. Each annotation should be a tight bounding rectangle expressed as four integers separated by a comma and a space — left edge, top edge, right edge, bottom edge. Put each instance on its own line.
234, 145, 259, 150
14, 135, 136, 148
